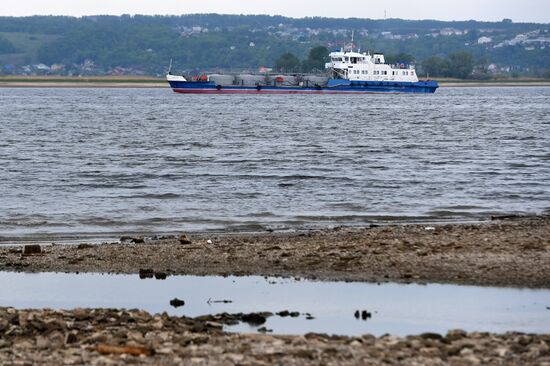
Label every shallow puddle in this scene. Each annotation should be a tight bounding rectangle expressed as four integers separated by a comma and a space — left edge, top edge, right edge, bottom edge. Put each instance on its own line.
0, 272, 548, 336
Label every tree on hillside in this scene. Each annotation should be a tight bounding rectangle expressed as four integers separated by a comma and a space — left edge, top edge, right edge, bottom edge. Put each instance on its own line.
421, 52, 474, 79
302, 45, 329, 72
447, 52, 474, 79
0, 36, 16, 54
275, 52, 301, 72
385, 53, 415, 65
421, 56, 450, 77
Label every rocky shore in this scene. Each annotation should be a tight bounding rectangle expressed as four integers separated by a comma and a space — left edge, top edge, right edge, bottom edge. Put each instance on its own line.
1, 216, 549, 288
1, 217, 549, 364
1, 307, 549, 365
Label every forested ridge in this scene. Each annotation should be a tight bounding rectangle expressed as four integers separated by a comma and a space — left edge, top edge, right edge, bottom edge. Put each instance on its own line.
0, 14, 548, 77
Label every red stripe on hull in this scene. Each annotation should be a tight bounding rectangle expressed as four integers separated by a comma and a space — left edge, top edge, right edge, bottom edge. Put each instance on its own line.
172, 88, 395, 95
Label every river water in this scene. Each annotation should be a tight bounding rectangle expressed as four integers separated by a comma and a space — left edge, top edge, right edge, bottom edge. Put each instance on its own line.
1, 86, 549, 241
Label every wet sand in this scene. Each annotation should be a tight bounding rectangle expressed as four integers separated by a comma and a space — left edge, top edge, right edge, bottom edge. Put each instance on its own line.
1, 216, 549, 288
1, 307, 549, 365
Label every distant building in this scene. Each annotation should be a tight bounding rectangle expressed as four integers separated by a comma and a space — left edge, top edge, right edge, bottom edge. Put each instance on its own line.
440, 28, 463, 36
478, 36, 492, 44
35, 63, 50, 71
50, 64, 65, 72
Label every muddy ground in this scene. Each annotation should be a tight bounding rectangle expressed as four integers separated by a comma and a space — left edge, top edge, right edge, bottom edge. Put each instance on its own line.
1, 216, 549, 288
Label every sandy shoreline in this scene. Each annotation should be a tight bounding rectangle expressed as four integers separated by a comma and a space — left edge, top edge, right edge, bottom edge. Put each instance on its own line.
1, 216, 549, 288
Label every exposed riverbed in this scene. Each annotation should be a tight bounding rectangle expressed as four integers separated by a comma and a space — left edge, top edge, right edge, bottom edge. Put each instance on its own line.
1, 218, 549, 364
2, 216, 549, 288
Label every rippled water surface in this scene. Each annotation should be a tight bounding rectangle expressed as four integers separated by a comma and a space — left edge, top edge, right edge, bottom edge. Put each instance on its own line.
1, 87, 549, 241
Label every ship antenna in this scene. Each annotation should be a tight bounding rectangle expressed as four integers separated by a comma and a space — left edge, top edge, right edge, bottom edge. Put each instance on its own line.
168, 58, 173, 75
351, 30, 354, 51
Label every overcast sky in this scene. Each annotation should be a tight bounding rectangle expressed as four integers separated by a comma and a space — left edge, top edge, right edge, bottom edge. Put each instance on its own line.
1, 0, 549, 23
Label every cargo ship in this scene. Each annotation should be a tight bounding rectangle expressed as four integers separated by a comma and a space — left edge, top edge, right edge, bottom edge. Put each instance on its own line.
167, 49, 438, 94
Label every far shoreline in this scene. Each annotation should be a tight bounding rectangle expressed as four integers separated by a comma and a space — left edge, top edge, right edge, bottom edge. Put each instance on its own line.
1, 76, 550, 88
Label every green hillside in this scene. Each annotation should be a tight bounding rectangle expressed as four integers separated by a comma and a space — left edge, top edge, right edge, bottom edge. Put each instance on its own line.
0, 15, 548, 77
0, 32, 59, 64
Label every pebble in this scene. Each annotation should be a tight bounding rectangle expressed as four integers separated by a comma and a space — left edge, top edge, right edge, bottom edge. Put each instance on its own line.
179, 234, 192, 245
23, 244, 42, 255
169, 298, 185, 308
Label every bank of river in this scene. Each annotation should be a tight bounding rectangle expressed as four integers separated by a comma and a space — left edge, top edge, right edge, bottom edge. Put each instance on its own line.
2, 216, 549, 288
1, 217, 549, 364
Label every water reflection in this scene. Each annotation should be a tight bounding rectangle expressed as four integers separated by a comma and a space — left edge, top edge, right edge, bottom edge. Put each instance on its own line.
0, 272, 548, 336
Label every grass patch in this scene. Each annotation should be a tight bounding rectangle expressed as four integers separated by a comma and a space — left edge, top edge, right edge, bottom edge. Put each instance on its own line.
0, 32, 59, 64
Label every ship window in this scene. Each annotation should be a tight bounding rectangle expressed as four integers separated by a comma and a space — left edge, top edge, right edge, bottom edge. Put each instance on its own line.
411, 71, 415, 75
344, 57, 349, 62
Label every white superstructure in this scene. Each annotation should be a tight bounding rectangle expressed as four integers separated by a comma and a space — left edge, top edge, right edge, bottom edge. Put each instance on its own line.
325, 50, 419, 82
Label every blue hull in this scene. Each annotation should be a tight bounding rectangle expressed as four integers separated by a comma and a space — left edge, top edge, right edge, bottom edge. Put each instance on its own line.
168, 79, 439, 94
